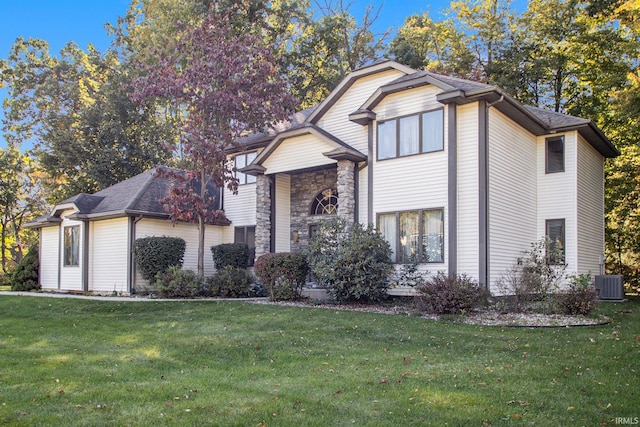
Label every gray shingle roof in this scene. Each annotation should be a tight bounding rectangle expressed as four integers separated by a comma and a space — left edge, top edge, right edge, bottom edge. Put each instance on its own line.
25, 168, 222, 227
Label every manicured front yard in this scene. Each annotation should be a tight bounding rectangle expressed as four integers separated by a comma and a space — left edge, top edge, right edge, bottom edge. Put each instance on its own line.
0, 295, 637, 426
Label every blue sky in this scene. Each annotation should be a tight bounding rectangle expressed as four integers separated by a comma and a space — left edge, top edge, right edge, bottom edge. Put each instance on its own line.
0, 0, 526, 149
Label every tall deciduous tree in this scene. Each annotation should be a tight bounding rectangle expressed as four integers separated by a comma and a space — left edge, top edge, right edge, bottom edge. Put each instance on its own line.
0, 146, 46, 273
131, 8, 297, 276
389, 13, 475, 76
0, 38, 176, 203
286, 0, 390, 107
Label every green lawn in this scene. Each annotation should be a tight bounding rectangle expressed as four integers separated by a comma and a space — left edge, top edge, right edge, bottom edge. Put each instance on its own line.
0, 296, 637, 426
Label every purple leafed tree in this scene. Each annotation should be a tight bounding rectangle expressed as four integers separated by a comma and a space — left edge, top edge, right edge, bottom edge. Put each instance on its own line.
131, 9, 297, 276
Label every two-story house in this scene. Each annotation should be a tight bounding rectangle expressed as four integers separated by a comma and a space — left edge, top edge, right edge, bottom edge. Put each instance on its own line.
27, 60, 618, 295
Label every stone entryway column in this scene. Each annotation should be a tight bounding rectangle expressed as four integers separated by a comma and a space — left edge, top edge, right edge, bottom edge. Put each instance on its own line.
255, 173, 271, 262
336, 159, 355, 225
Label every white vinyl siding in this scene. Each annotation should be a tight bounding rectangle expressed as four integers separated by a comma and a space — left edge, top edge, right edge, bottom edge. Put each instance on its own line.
371, 84, 448, 274
358, 166, 369, 224
537, 131, 577, 272
375, 86, 443, 121
275, 174, 291, 252
456, 103, 480, 280
39, 226, 59, 290
488, 109, 538, 292
134, 219, 225, 288
317, 69, 405, 154
58, 211, 83, 291
224, 183, 257, 230
262, 134, 336, 174
89, 218, 129, 293
577, 134, 605, 275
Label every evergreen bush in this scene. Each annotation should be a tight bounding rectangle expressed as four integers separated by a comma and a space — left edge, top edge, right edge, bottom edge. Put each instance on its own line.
134, 236, 186, 284
211, 243, 250, 269
155, 265, 203, 298
308, 218, 393, 303
10, 247, 40, 292
208, 266, 254, 297
254, 252, 308, 301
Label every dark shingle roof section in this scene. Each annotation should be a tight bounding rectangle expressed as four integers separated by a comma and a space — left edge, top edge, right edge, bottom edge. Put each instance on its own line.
523, 105, 589, 129
25, 168, 222, 227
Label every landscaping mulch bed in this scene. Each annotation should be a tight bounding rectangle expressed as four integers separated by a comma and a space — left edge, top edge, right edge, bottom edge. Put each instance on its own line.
251, 299, 610, 327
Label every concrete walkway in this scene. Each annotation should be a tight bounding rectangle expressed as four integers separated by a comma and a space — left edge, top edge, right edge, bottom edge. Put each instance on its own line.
0, 291, 266, 302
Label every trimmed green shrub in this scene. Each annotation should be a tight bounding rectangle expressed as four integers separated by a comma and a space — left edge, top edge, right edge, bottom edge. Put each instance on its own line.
155, 265, 203, 298
555, 274, 598, 316
415, 272, 490, 315
211, 243, 250, 269
255, 252, 308, 301
134, 236, 186, 284
10, 247, 40, 292
208, 266, 254, 297
308, 218, 393, 303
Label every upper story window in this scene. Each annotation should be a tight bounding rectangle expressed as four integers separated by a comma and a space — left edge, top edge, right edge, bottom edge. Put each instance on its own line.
377, 108, 444, 160
311, 189, 338, 215
63, 225, 80, 267
545, 136, 564, 173
234, 151, 257, 185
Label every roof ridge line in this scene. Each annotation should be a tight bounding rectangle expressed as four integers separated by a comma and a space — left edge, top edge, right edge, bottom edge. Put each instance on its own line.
125, 169, 157, 212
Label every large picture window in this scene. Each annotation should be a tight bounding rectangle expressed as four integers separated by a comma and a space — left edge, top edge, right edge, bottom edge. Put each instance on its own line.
545, 218, 565, 264
377, 209, 444, 264
377, 109, 444, 160
234, 151, 257, 185
63, 225, 80, 267
234, 226, 256, 266
545, 136, 564, 173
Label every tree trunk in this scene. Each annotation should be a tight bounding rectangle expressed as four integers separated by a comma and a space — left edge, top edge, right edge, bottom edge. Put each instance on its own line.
198, 213, 205, 278
198, 168, 206, 278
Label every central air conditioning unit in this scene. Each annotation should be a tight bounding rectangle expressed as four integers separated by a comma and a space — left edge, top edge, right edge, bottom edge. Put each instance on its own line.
594, 275, 625, 300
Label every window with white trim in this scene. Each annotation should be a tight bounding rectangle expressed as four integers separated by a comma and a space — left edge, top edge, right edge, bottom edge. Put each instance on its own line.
311, 189, 338, 215
377, 209, 444, 263
377, 109, 444, 160
234, 151, 257, 184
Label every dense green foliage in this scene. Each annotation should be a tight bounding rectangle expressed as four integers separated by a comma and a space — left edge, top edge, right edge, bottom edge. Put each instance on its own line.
308, 219, 393, 303
9, 246, 39, 291
207, 265, 254, 298
415, 272, 490, 315
155, 265, 204, 298
133, 236, 186, 284
211, 243, 250, 269
0, 296, 637, 425
254, 252, 309, 301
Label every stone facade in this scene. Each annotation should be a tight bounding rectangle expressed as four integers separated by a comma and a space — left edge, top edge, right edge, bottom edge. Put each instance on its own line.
254, 174, 271, 260
290, 168, 338, 253
254, 161, 358, 259
336, 159, 356, 225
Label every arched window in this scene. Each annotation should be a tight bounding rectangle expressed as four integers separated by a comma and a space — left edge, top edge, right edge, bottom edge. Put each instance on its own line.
311, 189, 338, 215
